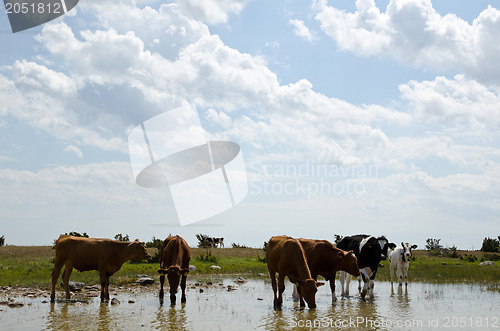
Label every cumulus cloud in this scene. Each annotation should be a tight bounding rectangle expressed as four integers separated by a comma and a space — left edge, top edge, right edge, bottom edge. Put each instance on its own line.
64, 145, 83, 158
315, 0, 500, 84
400, 75, 500, 128
174, 0, 253, 25
289, 19, 316, 43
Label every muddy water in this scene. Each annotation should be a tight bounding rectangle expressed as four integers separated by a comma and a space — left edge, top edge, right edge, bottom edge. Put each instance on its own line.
1, 278, 499, 330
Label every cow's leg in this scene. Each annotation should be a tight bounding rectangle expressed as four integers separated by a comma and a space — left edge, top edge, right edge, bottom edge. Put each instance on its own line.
368, 279, 375, 300
329, 278, 337, 302
170, 287, 177, 305
296, 284, 305, 308
292, 284, 299, 302
358, 278, 362, 293
403, 263, 409, 285
397, 265, 403, 286
62, 263, 73, 300
277, 274, 286, 309
339, 271, 347, 296
99, 270, 109, 302
390, 263, 394, 285
180, 273, 187, 304
159, 274, 165, 303
50, 259, 64, 302
345, 272, 352, 296
269, 270, 279, 309
360, 279, 368, 299
104, 275, 110, 301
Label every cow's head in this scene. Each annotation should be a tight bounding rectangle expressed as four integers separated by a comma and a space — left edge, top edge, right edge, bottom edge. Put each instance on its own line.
401, 242, 418, 262
130, 239, 151, 260
339, 250, 360, 277
297, 279, 324, 309
377, 236, 396, 260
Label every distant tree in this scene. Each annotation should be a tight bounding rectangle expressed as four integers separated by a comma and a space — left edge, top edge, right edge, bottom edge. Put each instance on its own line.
196, 234, 212, 248
425, 238, 442, 251
145, 236, 163, 249
0, 235, 5, 246
425, 238, 443, 256
114, 233, 130, 242
480, 237, 500, 253
66, 231, 89, 238
263, 241, 268, 251
232, 243, 249, 248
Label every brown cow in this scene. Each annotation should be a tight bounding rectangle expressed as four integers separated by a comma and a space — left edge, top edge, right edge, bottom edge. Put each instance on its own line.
294, 238, 360, 302
265, 235, 324, 309
50, 235, 150, 302
158, 235, 191, 305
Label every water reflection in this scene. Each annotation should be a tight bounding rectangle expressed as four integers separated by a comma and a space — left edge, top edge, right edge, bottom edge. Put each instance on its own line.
7, 280, 500, 330
152, 305, 188, 330
98, 303, 110, 330
390, 284, 412, 319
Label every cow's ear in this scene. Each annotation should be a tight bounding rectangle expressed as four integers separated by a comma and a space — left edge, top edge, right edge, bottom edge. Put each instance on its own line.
316, 282, 325, 287
401, 242, 405, 247
338, 251, 346, 259
368, 244, 373, 249
411, 245, 418, 249
181, 269, 190, 276
389, 243, 397, 249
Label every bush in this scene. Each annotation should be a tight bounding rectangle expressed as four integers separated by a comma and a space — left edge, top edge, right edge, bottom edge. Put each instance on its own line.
146, 236, 163, 248
442, 245, 459, 258
480, 237, 500, 253
195, 249, 217, 263
482, 253, 500, 261
196, 234, 212, 248
425, 238, 443, 256
232, 243, 249, 248
333, 234, 343, 245
460, 254, 477, 262
114, 233, 130, 242
0, 235, 4, 246
144, 236, 164, 264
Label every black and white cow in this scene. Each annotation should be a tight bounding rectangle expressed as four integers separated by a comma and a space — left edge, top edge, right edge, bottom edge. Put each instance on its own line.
388, 242, 418, 286
207, 237, 224, 248
337, 234, 396, 300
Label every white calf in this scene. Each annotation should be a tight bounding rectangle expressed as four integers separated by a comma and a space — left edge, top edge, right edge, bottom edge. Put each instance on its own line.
388, 242, 417, 286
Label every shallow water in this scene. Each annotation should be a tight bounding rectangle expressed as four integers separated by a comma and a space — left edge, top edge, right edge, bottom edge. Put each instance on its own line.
1, 278, 499, 330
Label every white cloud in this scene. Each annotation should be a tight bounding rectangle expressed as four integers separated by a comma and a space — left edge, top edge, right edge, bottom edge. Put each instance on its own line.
400, 75, 500, 128
64, 145, 83, 158
289, 19, 316, 43
0, 162, 166, 207
174, 0, 252, 25
315, 0, 500, 84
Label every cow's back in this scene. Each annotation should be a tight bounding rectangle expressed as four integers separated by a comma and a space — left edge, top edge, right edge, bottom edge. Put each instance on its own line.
54, 236, 116, 271
266, 235, 293, 272
160, 235, 190, 269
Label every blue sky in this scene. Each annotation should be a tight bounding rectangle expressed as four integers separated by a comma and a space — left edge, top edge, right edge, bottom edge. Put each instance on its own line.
0, 0, 499, 249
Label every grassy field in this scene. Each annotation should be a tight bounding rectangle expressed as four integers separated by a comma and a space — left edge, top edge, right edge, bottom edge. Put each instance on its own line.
0, 246, 498, 289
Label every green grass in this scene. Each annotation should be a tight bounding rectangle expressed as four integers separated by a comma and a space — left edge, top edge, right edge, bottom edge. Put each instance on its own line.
377, 255, 500, 284
0, 246, 498, 289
